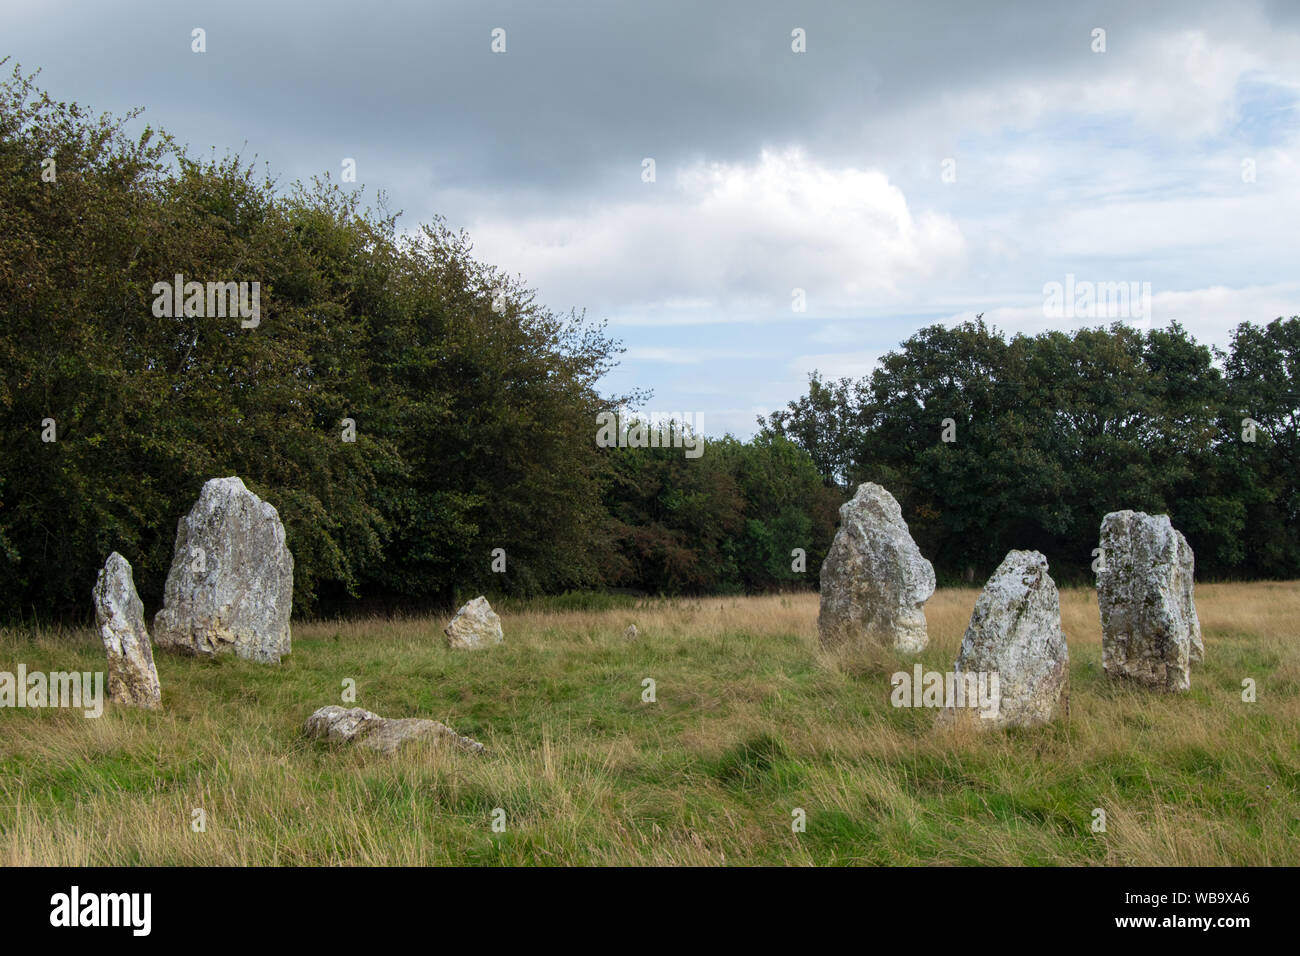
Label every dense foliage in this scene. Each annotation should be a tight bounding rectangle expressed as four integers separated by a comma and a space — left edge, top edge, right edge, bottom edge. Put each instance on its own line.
761, 318, 1300, 583
0, 66, 834, 619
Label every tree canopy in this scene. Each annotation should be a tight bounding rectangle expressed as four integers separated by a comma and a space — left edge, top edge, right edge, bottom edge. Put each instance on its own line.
761, 317, 1300, 583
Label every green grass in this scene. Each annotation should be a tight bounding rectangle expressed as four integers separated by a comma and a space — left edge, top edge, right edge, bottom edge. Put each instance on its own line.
0, 585, 1296, 865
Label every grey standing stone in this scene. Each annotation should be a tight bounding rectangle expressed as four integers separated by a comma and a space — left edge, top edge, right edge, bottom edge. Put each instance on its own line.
153, 476, 294, 663
93, 552, 162, 709
304, 705, 485, 755
818, 482, 935, 653
1098, 510, 1202, 692
950, 550, 1069, 729
444, 596, 504, 650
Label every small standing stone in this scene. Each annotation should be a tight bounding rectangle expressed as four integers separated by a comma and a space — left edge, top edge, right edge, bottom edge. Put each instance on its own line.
818, 482, 936, 653
93, 552, 162, 709
1098, 510, 1202, 692
949, 550, 1069, 729
444, 596, 504, 650
623, 624, 639, 641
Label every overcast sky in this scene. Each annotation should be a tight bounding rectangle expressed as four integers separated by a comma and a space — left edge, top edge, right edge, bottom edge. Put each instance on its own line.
6, 0, 1299, 435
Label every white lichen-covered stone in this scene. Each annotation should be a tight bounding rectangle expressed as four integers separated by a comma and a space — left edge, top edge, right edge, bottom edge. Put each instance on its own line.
1098, 510, 1202, 692
443, 596, 503, 650
950, 550, 1069, 729
153, 476, 293, 663
93, 552, 162, 709
304, 705, 485, 755
623, 624, 639, 642
818, 482, 935, 653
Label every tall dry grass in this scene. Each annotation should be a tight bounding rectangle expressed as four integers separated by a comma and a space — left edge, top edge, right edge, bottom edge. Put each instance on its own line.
0, 583, 1295, 865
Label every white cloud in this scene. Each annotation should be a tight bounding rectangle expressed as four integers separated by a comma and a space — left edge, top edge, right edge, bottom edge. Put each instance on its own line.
788, 350, 884, 382
624, 346, 769, 364
464, 148, 967, 322
892, 22, 1299, 151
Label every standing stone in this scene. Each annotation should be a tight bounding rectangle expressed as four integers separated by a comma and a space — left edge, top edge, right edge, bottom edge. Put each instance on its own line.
1098, 510, 1202, 692
444, 596, 503, 650
153, 476, 294, 663
93, 552, 162, 709
949, 550, 1069, 729
623, 624, 639, 642
818, 482, 935, 653
304, 705, 485, 755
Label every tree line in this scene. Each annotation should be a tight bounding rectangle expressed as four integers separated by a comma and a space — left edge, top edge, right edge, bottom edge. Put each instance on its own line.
760, 317, 1300, 583
2, 67, 1295, 622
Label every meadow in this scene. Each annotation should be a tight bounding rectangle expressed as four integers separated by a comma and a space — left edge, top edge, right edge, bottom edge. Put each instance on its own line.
1, 583, 1296, 865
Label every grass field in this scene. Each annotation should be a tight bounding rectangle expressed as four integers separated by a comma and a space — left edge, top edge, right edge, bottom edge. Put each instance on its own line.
1, 582, 1297, 865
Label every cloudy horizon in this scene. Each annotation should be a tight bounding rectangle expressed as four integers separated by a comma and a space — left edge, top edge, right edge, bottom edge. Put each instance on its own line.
6, 0, 1298, 435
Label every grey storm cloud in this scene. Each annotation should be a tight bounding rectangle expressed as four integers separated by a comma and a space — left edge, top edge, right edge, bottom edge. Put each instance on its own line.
7, 0, 1289, 204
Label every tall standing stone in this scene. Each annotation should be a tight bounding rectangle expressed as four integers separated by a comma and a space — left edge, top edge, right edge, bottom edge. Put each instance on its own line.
93, 552, 162, 709
1097, 510, 1202, 692
949, 550, 1069, 729
818, 482, 935, 653
153, 476, 294, 663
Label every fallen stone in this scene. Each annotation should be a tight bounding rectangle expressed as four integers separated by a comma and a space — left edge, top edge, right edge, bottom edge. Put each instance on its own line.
818, 482, 935, 653
153, 476, 294, 663
92, 552, 162, 709
444, 596, 503, 650
948, 550, 1069, 729
304, 705, 485, 755
1098, 510, 1202, 692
